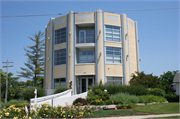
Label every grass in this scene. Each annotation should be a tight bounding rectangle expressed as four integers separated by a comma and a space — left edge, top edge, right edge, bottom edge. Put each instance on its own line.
82, 109, 138, 118
134, 103, 179, 114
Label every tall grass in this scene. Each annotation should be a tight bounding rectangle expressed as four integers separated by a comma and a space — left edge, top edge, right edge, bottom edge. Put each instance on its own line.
110, 93, 139, 104
90, 84, 148, 96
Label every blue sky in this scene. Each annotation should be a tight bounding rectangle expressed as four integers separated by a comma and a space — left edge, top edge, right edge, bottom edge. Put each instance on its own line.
0, 1, 179, 82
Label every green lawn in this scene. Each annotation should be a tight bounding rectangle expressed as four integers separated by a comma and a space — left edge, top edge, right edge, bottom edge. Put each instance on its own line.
82, 109, 138, 118
134, 103, 179, 114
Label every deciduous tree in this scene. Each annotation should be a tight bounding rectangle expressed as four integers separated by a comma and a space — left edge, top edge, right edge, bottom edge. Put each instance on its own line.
129, 71, 163, 89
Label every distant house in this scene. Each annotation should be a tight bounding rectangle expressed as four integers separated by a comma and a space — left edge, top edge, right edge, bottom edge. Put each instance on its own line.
173, 72, 180, 95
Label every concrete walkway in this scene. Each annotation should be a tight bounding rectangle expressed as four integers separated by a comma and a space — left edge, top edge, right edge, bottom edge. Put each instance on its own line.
92, 113, 180, 119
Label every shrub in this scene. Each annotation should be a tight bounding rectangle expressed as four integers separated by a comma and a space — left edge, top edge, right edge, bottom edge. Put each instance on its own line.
138, 95, 167, 103
90, 84, 148, 96
90, 99, 105, 105
0, 102, 96, 118
73, 98, 90, 106
165, 94, 179, 102
18, 87, 45, 101
137, 96, 147, 103
148, 88, 165, 97
110, 93, 138, 104
86, 89, 110, 105
105, 100, 114, 105
117, 104, 127, 109
127, 103, 136, 109
53, 87, 69, 94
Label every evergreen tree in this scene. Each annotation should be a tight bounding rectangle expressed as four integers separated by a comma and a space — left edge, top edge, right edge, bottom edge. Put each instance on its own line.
18, 31, 44, 86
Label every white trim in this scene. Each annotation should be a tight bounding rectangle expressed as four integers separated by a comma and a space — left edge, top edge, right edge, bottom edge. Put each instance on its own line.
106, 75, 123, 77
53, 76, 66, 79
53, 64, 66, 67
54, 42, 67, 47
105, 63, 123, 65
54, 47, 66, 51
105, 40, 122, 44
75, 73, 95, 76
54, 26, 67, 30
75, 63, 95, 65
75, 43, 95, 48
104, 23, 121, 27
75, 22, 95, 25
105, 44, 122, 48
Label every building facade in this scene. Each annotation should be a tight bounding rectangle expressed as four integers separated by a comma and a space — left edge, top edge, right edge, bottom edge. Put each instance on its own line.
44, 9, 140, 95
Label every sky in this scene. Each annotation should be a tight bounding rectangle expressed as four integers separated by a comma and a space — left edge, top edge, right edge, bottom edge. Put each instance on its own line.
0, 0, 179, 82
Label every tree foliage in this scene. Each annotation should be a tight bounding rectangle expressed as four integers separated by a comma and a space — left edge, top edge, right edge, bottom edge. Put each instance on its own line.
0, 69, 19, 101
129, 71, 163, 89
17, 31, 44, 86
160, 70, 179, 93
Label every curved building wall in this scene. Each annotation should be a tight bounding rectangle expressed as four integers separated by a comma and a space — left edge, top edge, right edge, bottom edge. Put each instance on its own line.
44, 10, 140, 95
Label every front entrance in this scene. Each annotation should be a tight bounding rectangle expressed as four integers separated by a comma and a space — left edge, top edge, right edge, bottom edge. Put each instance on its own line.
80, 77, 94, 93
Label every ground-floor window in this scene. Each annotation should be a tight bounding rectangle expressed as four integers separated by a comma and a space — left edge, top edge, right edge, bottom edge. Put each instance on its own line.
54, 78, 66, 89
107, 77, 122, 85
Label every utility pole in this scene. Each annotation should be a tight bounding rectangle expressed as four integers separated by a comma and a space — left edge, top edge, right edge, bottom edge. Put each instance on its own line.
2, 60, 13, 103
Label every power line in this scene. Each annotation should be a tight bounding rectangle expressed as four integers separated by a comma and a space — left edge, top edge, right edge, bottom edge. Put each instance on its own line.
0, 7, 179, 18
0, 13, 62, 18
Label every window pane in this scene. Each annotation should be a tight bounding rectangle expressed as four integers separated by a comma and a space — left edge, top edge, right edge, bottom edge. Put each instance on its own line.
80, 51, 86, 56
106, 29, 113, 33
106, 25, 112, 29
114, 38, 120, 42
80, 56, 86, 60
113, 30, 120, 34
113, 27, 120, 30
106, 47, 113, 51
106, 37, 113, 41
106, 55, 113, 59
54, 49, 66, 65
55, 28, 66, 45
114, 55, 120, 59
114, 52, 120, 55
106, 59, 113, 63
87, 55, 94, 62
114, 60, 120, 63
106, 33, 113, 37
87, 51, 94, 55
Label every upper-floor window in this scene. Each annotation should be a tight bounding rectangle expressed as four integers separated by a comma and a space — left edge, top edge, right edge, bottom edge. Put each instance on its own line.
105, 25, 120, 42
79, 30, 95, 43
55, 27, 66, 45
106, 47, 122, 64
79, 50, 95, 63
54, 49, 66, 65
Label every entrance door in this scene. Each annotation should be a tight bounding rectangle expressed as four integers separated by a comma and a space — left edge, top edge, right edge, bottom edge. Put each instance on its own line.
80, 77, 94, 93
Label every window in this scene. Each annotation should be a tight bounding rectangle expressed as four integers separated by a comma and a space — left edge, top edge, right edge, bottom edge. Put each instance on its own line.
79, 50, 95, 63
54, 49, 66, 65
79, 30, 95, 43
107, 77, 122, 85
55, 27, 66, 45
106, 47, 122, 63
105, 25, 120, 42
54, 78, 66, 89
